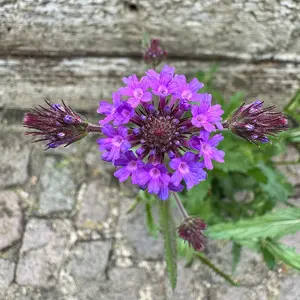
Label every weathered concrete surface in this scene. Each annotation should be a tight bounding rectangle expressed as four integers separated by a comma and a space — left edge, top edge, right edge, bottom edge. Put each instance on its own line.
0, 0, 300, 60
0, 58, 299, 111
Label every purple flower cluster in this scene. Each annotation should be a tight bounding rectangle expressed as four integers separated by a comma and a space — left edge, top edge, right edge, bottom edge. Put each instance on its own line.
98, 65, 225, 200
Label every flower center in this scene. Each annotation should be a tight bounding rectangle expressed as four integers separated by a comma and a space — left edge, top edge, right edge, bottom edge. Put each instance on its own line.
178, 162, 189, 174
182, 89, 192, 100
112, 136, 123, 147
158, 85, 168, 96
196, 114, 206, 123
141, 115, 180, 152
128, 160, 137, 170
150, 167, 161, 178
133, 88, 143, 99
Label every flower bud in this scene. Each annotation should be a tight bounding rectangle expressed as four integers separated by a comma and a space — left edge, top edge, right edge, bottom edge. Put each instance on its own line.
177, 217, 207, 251
223, 101, 288, 144
23, 101, 88, 149
143, 39, 167, 68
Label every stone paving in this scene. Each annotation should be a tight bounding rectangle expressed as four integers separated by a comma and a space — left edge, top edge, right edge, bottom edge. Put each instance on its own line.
1, 118, 300, 300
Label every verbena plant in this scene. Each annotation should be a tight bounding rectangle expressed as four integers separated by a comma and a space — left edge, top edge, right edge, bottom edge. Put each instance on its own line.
23, 37, 300, 289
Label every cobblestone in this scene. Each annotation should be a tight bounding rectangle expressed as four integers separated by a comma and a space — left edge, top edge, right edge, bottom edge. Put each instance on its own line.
16, 219, 75, 288
0, 190, 23, 250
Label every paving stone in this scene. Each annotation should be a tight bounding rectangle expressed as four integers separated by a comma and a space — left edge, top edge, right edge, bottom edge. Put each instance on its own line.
209, 285, 261, 300
0, 190, 23, 250
279, 275, 300, 300
0, 259, 15, 289
117, 197, 164, 260
37, 156, 76, 214
63, 241, 111, 299
0, 130, 30, 188
204, 241, 268, 286
16, 219, 74, 288
274, 146, 300, 186
166, 261, 207, 300
76, 181, 111, 228
106, 268, 149, 300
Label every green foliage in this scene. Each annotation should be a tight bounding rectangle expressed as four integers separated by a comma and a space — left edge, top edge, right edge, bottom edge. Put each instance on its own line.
206, 208, 300, 242
178, 66, 298, 276
159, 200, 178, 290
263, 239, 300, 271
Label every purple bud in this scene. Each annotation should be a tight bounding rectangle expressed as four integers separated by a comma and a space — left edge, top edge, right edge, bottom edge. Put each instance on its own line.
63, 115, 75, 124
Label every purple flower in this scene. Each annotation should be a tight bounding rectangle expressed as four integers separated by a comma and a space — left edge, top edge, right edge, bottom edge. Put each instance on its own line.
98, 125, 131, 163
114, 151, 144, 184
97, 65, 225, 199
170, 152, 207, 190
146, 65, 178, 97
173, 75, 204, 102
119, 75, 152, 108
223, 101, 288, 144
139, 164, 171, 200
190, 131, 225, 170
191, 94, 224, 132
97, 92, 122, 125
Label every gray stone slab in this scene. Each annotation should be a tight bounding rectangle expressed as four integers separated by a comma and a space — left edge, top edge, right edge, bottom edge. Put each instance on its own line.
63, 241, 111, 299
0, 130, 30, 188
279, 276, 300, 300
0, 259, 15, 289
37, 156, 76, 214
117, 197, 164, 260
16, 219, 74, 288
209, 285, 264, 300
1, 1, 299, 60
0, 190, 23, 250
1, 58, 299, 112
76, 181, 111, 228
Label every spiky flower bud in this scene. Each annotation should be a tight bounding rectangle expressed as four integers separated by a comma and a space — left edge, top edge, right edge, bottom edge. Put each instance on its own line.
144, 39, 167, 68
177, 217, 207, 251
23, 101, 89, 149
223, 101, 288, 144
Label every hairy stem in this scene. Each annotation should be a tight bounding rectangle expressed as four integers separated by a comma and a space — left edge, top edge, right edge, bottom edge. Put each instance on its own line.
172, 192, 189, 219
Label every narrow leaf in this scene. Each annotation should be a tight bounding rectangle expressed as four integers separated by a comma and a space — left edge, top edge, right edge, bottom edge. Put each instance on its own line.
194, 253, 239, 286
206, 208, 300, 241
145, 202, 158, 238
159, 200, 177, 289
264, 239, 300, 271
231, 242, 242, 273
261, 245, 276, 270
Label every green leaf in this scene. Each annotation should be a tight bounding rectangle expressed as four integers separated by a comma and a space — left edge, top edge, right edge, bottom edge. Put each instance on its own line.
259, 165, 292, 202
264, 239, 300, 271
248, 168, 268, 184
145, 202, 158, 238
141, 31, 151, 49
231, 242, 242, 273
261, 245, 276, 270
194, 253, 239, 286
159, 200, 177, 290
206, 208, 300, 242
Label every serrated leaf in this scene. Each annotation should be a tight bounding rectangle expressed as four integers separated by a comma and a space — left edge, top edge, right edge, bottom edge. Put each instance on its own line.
264, 239, 300, 271
231, 242, 242, 273
261, 245, 276, 270
248, 168, 268, 184
206, 208, 300, 242
159, 200, 177, 290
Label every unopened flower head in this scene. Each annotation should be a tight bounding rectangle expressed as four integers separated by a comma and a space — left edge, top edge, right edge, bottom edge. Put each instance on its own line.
97, 65, 225, 200
223, 101, 288, 144
178, 217, 207, 251
144, 39, 167, 68
23, 101, 88, 149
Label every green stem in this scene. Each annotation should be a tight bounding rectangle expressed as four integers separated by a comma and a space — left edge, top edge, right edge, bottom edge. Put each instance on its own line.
87, 123, 102, 133
172, 192, 189, 219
